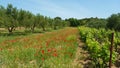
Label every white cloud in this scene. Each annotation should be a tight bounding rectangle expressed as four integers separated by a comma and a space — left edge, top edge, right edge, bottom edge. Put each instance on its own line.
33, 0, 91, 19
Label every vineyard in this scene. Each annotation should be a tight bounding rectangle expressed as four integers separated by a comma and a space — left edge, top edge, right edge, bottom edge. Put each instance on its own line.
78, 26, 120, 67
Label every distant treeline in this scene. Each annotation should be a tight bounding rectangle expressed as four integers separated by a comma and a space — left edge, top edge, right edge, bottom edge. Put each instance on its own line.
65, 13, 120, 31
0, 4, 120, 33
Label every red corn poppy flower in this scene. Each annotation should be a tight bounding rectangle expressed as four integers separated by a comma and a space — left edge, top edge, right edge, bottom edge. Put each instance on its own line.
41, 50, 44, 54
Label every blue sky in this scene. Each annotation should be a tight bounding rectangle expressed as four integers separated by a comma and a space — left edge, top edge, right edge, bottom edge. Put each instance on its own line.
0, 0, 120, 19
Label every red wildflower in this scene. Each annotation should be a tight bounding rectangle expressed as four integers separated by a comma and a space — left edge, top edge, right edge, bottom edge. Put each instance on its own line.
53, 53, 58, 57
47, 49, 51, 52
63, 39, 67, 42
10, 40, 16, 43
42, 58, 44, 61
46, 42, 49, 47
41, 50, 44, 54
0, 48, 2, 51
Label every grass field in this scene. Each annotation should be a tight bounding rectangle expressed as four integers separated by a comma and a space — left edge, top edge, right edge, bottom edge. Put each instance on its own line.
0, 27, 79, 68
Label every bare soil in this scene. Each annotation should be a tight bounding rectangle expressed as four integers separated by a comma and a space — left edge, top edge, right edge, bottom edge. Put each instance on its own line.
72, 36, 120, 68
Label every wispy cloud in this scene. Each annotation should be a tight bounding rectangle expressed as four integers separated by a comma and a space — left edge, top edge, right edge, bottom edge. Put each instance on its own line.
32, 0, 91, 19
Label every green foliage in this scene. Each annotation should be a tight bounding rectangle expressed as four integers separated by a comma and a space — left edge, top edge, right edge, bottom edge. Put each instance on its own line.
0, 6, 6, 27
86, 18, 107, 29
4, 4, 19, 33
78, 26, 118, 67
66, 18, 80, 27
54, 17, 62, 29
0, 4, 69, 34
80, 17, 108, 29
107, 13, 120, 31
65, 17, 108, 28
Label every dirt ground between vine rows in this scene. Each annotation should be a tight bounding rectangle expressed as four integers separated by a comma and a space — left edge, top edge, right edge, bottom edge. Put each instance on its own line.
72, 32, 120, 68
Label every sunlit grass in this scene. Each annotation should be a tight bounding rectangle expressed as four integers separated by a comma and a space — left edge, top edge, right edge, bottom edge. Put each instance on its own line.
0, 27, 78, 68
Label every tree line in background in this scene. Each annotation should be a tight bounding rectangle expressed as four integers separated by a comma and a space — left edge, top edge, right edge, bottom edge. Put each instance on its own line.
0, 4, 69, 33
0, 4, 120, 34
66, 13, 120, 31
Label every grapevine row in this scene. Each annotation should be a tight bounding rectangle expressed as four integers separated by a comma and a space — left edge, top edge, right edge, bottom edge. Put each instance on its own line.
78, 26, 120, 67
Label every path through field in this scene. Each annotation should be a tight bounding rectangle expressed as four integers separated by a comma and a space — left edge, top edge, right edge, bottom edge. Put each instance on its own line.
72, 34, 91, 68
